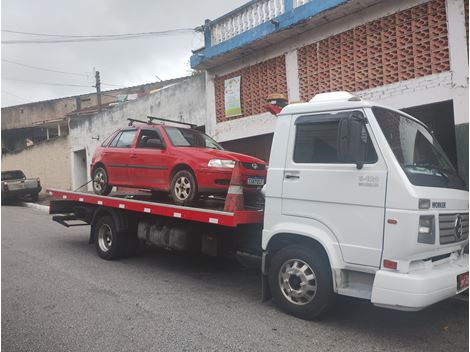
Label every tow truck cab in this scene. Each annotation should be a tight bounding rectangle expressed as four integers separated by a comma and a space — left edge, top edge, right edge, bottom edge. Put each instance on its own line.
262, 92, 468, 315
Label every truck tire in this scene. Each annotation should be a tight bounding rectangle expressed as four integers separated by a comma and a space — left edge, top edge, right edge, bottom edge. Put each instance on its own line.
268, 244, 334, 320
93, 215, 127, 260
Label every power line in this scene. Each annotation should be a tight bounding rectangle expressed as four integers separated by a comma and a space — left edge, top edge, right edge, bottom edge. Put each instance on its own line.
2, 77, 93, 88
2, 58, 89, 77
2, 28, 194, 44
2, 28, 194, 38
2, 60, 124, 87
2, 89, 29, 102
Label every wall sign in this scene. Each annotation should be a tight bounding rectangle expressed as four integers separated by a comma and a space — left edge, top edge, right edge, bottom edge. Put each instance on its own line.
224, 76, 242, 118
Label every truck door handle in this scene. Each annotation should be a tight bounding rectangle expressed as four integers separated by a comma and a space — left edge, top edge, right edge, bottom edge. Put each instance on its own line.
285, 174, 300, 180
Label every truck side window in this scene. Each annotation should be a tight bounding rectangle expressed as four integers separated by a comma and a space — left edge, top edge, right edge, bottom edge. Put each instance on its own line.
293, 119, 378, 164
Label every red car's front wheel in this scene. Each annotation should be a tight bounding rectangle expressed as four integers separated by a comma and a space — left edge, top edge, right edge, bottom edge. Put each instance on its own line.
92, 167, 112, 196
170, 170, 197, 205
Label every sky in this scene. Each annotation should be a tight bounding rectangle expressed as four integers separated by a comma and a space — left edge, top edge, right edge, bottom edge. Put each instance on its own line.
1, 0, 247, 107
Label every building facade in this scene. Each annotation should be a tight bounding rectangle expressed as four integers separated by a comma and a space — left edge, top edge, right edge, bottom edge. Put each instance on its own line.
1, 79, 185, 192
191, 0, 469, 184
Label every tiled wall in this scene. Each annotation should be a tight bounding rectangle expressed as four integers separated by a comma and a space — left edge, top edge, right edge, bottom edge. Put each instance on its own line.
297, 0, 450, 101
214, 56, 287, 122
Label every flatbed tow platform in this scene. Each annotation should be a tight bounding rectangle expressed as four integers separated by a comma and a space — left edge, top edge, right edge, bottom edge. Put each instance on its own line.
47, 188, 264, 227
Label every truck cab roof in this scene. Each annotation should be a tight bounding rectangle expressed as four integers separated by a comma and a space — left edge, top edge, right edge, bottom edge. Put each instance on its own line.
280, 91, 375, 116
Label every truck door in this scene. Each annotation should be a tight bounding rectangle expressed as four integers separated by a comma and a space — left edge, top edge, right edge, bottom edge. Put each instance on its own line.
281, 110, 387, 268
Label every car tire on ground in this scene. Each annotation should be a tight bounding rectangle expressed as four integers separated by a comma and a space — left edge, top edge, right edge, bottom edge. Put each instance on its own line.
170, 169, 197, 205
30, 192, 39, 202
93, 215, 129, 260
268, 244, 334, 320
92, 167, 112, 196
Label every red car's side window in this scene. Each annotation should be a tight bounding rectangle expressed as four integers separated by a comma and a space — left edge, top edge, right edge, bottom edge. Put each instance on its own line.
136, 129, 165, 149
109, 132, 121, 147
108, 130, 137, 148
115, 131, 137, 148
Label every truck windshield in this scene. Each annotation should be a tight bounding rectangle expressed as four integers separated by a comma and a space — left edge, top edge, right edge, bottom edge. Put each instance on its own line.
374, 107, 466, 190
165, 127, 223, 150
1, 170, 26, 181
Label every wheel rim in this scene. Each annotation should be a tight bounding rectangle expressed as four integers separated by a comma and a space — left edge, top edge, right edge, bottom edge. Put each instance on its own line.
93, 169, 107, 192
278, 259, 317, 305
174, 176, 191, 200
97, 224, 113, 253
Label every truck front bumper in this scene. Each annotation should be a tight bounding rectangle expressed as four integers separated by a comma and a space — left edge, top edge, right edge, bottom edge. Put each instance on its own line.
371, 253, 468, 311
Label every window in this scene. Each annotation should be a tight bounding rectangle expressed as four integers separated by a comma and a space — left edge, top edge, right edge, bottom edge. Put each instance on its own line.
109, 132, 122, 147
101, 131, 118, 147
293, 112, 377, 164
374, 106, 465, 190
114, 130, 137, 148
1, 170, 26, 181
137, 129, 164, 148
165, 127, 223, 150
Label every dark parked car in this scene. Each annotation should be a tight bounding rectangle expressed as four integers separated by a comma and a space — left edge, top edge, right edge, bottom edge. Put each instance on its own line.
1, 170, 42, 203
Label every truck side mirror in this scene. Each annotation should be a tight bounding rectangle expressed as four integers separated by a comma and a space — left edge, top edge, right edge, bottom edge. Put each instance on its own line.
337, 112, 368, 169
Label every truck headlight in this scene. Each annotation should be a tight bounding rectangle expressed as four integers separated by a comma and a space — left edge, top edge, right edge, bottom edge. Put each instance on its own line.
418, 215, 435, 244
208, 159, 235, 168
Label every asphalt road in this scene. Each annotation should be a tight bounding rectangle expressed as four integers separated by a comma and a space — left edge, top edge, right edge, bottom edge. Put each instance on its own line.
2, 205, 468, 352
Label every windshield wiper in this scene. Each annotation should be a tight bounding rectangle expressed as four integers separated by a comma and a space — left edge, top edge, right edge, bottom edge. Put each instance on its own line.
405, 163, 450, 182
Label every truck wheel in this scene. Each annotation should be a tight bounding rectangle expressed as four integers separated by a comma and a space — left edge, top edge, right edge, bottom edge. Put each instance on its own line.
93, 216, 127, 260
30, 192, 39, 202
268, 245, 334, 320
170, 170, 197, 205
92, 167, 112, 196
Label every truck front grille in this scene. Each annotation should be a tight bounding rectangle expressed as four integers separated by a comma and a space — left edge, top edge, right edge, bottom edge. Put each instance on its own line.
439, 213, 469, 244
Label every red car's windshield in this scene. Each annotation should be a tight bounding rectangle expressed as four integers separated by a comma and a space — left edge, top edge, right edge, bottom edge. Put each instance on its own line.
165, 127, 224, 150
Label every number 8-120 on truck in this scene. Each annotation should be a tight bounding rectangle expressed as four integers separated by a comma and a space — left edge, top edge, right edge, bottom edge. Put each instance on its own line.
49, 92, 469, 319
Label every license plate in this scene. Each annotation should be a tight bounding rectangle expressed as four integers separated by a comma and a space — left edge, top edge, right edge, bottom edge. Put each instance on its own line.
457, 272, 469, 291
247, 176, 265, 186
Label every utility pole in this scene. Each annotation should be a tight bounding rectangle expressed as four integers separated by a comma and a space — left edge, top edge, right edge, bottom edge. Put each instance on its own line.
95, 70, 102, 113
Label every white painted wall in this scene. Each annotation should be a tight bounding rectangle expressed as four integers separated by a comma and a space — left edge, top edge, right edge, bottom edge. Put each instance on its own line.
68, 75, 206, 190
2, 137, 71, 192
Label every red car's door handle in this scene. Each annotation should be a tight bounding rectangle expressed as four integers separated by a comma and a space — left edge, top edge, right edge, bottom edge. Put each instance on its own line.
130, 154, 137, 158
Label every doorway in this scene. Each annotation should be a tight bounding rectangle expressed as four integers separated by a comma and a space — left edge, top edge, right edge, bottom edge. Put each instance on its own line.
73, 149, 88, 191
401, 100, 457, 169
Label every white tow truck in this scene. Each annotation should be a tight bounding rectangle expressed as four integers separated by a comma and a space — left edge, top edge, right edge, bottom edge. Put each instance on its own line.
49, 92, 469, 319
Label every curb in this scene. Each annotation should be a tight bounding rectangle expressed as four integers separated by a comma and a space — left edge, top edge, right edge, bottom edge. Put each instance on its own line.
22, 202, 49, 212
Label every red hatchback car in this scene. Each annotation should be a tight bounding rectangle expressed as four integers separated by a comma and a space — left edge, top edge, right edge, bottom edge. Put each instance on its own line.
90, 124, 267, 204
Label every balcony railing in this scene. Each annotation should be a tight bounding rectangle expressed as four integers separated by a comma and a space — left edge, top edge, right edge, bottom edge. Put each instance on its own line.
191, 0, 348, 69
211, 0, 285, 46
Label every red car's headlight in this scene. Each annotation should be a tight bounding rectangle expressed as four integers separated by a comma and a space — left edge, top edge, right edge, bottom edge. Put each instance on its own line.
208, 159, 235, 168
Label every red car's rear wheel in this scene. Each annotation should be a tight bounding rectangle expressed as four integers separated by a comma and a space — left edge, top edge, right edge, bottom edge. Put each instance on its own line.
92, 167, 112, 196
170, 170, 197, 205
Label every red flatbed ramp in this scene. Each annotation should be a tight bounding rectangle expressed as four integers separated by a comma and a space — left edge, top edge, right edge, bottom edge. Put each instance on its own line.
47, 188, 264, 227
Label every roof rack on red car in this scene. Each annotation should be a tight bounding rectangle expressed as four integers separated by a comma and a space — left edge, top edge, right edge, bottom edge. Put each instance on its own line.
127, 118, 155, 126
147, 115, 197, 129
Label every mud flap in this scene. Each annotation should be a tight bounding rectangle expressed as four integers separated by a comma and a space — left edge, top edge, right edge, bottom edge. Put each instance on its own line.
261, 251, 271, 302
261, 274, 272, 302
